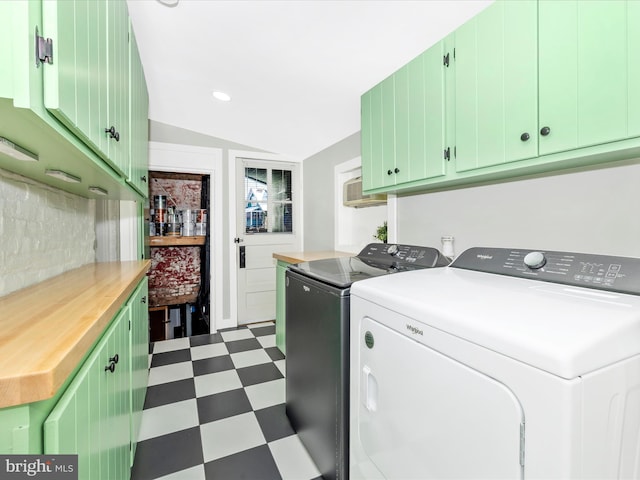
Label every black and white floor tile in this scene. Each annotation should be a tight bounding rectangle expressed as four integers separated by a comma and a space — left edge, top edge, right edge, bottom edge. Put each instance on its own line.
131, 321, 323, 480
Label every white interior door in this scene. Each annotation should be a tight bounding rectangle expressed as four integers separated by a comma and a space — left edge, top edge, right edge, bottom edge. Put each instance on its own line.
356, 316, 525, 479
235, 158, 299, 325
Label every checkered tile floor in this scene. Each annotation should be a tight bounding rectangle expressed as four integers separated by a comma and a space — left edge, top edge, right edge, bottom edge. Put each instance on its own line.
131, 321, 323, 480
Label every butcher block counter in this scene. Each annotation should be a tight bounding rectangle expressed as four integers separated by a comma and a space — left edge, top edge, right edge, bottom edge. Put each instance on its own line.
0, 260, 150, 409
272, 250, 353, 265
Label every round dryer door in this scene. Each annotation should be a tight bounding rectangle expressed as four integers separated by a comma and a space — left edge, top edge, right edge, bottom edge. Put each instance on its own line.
355, 317, 525, 479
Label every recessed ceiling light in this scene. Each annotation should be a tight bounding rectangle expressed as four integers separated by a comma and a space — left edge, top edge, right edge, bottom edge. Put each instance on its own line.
0, 136, 38, 162
212, 91, 231, 102
45, 169, 81, 183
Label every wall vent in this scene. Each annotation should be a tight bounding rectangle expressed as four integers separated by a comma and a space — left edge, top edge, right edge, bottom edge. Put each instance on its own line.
343, 176, 387, 208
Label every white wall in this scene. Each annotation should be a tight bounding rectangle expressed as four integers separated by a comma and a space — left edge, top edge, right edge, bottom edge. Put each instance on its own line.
304, 132, 361, 250
395, 161, 640, 259
0, 169, 95, 296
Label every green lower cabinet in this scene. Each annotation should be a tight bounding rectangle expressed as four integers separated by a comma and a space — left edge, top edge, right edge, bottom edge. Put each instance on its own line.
276, 260, 290, 354
42, 277, 149, 478
0, 400, 57, 455
45, 306, 131, 480
130, 277, 149, 465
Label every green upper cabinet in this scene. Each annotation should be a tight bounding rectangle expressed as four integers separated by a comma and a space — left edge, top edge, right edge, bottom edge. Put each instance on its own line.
397, 44, 446, 184
361, 40, 446, 193
360, 88, 373, 191
365, 74, 395, 190
0, 0, 148, 200
630, 1, 640, 137
539, 0, 640, 155
453, 0, 538, 172
128, 23, 149, 197
361, 77, 390, 191
107, 0, 130, 174
43, 0, 130, 177
361, 0, 640, 194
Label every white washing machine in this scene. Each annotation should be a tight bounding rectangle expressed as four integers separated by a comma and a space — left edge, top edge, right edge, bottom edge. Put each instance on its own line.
349, 247, 640, 480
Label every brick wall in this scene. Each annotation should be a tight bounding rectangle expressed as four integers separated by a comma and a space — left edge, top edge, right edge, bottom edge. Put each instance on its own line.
149, 175, 202, 306
148, 246, 201, 306
0, 169, 96, 296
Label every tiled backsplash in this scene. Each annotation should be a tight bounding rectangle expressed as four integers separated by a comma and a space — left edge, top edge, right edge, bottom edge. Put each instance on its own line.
0, 169, 95, 296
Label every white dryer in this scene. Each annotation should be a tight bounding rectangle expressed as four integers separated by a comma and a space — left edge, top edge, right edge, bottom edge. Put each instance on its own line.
349, 247, 640, 480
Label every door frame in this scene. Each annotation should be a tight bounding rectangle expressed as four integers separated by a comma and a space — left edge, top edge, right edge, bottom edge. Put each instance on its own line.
146, 141, 224, 334
228, 149, 303, 327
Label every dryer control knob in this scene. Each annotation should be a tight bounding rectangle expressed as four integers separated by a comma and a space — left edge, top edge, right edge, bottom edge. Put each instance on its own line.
524, 251, 546, 269
387, 244, 399, 256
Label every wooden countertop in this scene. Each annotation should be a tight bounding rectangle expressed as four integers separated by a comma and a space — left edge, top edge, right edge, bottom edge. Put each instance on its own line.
273, 250, 354, 264
0, 261, 150, 408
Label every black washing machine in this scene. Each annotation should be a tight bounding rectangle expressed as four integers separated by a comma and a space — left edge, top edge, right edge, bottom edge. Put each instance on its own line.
285, 243, 450, 480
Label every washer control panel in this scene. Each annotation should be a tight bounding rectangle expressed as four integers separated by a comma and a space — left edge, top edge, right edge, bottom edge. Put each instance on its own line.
358, 243, 450, 270
452, 247, 640, 295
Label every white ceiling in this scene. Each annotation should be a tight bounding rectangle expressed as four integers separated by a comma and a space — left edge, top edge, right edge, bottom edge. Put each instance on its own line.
127, 0, 493, 160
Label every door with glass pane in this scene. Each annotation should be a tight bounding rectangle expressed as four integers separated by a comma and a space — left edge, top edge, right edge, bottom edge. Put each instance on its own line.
236, 159, 299, 324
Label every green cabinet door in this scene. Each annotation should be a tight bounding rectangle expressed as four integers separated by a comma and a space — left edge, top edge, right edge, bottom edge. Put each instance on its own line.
130, 277, 149, 465
408, 43, 446, 183
361, 75, 395, 191
454, 0, 537, 172
111, 301, 131, 480
45, 307, 131, 480
630, 1, 640, 138
539, 0, 640, 155
394, 64, 410, 184
43, 0, 109, 164
395, 47, 447, 185
43, 0, 130, 176
128, 24, 149, 197
275, 260, 289, 354
361, 89, 374, 192
380, 75, 396, 188
362, 41, 446, 192
106, 0, 130, 175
